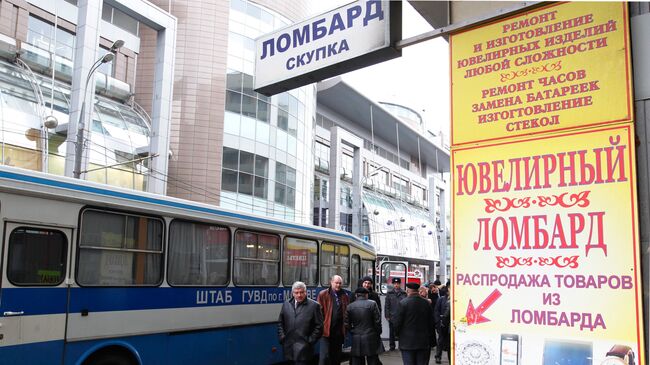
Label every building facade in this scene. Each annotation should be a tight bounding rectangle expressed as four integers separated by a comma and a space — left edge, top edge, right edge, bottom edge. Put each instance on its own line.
0, 0, 174, 192
315, 77, 450, 285
137, 0, 316, 223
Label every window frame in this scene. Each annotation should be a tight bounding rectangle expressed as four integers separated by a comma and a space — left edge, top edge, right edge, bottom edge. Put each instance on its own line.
75, 207, 165, 287
233, 229, 280, 287
6, 226, 68, 287
282, 236, 319, 287
167, 219, 231, 287
350, 254, 361, 289
319, 242, 350, 287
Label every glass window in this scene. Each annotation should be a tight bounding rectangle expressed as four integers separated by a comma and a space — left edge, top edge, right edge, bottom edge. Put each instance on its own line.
341, 153, 353, 179
361, 259, 375, 279
339, 213, 352, 233
111, 6, 139, 35
393, 176, 409, 195
168, 221, 230, 286
257, 100, 269, 123
27, 15, 75, 60
286, 187, 295, 207
254, 176, 268, 199
283, 237, 318, 286
234, 230, 279, 285
313, 176, 320, 201
276, 162, 286, 184
275, 183, 286, 205
77, 210, 163, 286
242, 94, 256, 118
286, 166, 296, 187
240, 151, 254, 173
320, 242, 349, 286
7, 227, 67, 286
255, 155, 268, 177
238, 172, 253, 195
226, 91, 242, 114
351, 254, 361, 289
102, 5, 113, 21
226, 70, 243, 92
223, 147, 239, 170
242, 74, 255, 96
222, 169, 238, 192
278, 109, 289, 131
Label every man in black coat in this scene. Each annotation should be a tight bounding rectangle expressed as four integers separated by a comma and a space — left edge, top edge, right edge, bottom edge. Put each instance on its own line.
394, 282, 434, 365
384, 277, 406, 351
426, 283, 440, 349
345, 287, 382, 365
278, 281, 324, 364
433, 286, 450, 364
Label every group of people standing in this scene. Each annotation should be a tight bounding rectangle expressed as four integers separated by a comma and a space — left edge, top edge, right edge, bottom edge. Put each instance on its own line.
385, 278, 451, 365
277, 275, 451, 365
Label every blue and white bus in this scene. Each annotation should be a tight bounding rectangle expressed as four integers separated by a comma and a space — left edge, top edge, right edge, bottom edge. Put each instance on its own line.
0, 166, 376, 365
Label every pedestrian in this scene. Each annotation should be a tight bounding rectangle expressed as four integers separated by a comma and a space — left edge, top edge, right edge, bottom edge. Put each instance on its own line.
418, 286, 431, 303
278, 281, 324, 365
345, 287, 382, 365
433, 286, 450, 364
384, 277, 406, 351
395, 282, 434, 365
317, 275, 349, 365
427, 283, 440, 348
352, 276, 382, 313
440, 285, 451, 363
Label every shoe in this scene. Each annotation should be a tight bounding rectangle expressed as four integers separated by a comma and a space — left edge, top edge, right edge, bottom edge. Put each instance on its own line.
389, 347, 396, 351
435, 360, 442, 364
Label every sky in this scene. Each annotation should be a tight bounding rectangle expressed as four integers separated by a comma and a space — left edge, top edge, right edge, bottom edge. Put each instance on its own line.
311, 1, 451, 144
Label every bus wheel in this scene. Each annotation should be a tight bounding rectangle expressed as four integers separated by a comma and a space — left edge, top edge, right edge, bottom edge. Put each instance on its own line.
83, 347, 137, 365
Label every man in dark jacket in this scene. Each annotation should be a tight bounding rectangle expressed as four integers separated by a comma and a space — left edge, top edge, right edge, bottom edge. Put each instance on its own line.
351, 276, 381, 313
345, 287, 382, 365
395, 282, 434, 365
384, 277, 406, 351
278, 281, 324, 364
427, 283, 440, 348
433, 286, 449, 364
317, 275, 349, 365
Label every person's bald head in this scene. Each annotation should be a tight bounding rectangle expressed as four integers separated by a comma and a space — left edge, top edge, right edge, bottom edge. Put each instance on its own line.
330, 275, 343, 291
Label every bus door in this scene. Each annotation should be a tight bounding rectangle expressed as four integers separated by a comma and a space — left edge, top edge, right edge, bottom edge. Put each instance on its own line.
378, 261, 408, 294
0, 223, 71, 363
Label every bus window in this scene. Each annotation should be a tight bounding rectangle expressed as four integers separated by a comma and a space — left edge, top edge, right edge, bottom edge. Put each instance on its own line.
320, 242, 349, 286
168, 220, 230, 286
351, 254, 360, 288
283, 237, 318, 286
7, 227, 67, 286
361, 259, 374, 278
234, 230, 279, 286
77, 209, 163, 286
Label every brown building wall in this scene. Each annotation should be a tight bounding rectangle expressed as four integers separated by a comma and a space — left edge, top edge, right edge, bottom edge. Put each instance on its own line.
136, 0, 313, 206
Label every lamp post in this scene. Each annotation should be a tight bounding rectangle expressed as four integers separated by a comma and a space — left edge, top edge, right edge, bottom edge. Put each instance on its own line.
73, 40, 124, 179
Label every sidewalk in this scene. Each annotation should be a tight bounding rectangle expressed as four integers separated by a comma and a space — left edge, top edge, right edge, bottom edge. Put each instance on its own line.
374, 348, 450, 365
343, 341, 450, 365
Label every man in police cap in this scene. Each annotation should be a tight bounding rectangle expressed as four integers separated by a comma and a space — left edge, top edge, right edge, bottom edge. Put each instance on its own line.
384, 277, 406, 351
395, 282, 434, 365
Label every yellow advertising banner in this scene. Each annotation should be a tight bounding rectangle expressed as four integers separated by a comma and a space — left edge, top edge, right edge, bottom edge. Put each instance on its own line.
450, 2, 632, 145
451, 125, 644, 365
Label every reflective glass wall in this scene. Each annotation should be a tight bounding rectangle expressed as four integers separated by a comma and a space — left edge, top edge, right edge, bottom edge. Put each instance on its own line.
0, 61, 150, 190
220, 0, 315, 223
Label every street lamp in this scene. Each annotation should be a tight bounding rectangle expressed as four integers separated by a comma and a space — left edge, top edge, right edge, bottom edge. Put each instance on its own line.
73, 40, 123, 178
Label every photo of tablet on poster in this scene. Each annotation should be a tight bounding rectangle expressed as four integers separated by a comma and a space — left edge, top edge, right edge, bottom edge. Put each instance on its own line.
543, 340, 592, 365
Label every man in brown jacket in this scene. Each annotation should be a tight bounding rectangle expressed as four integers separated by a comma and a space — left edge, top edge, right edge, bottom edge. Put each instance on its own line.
317, 275, 350, 365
